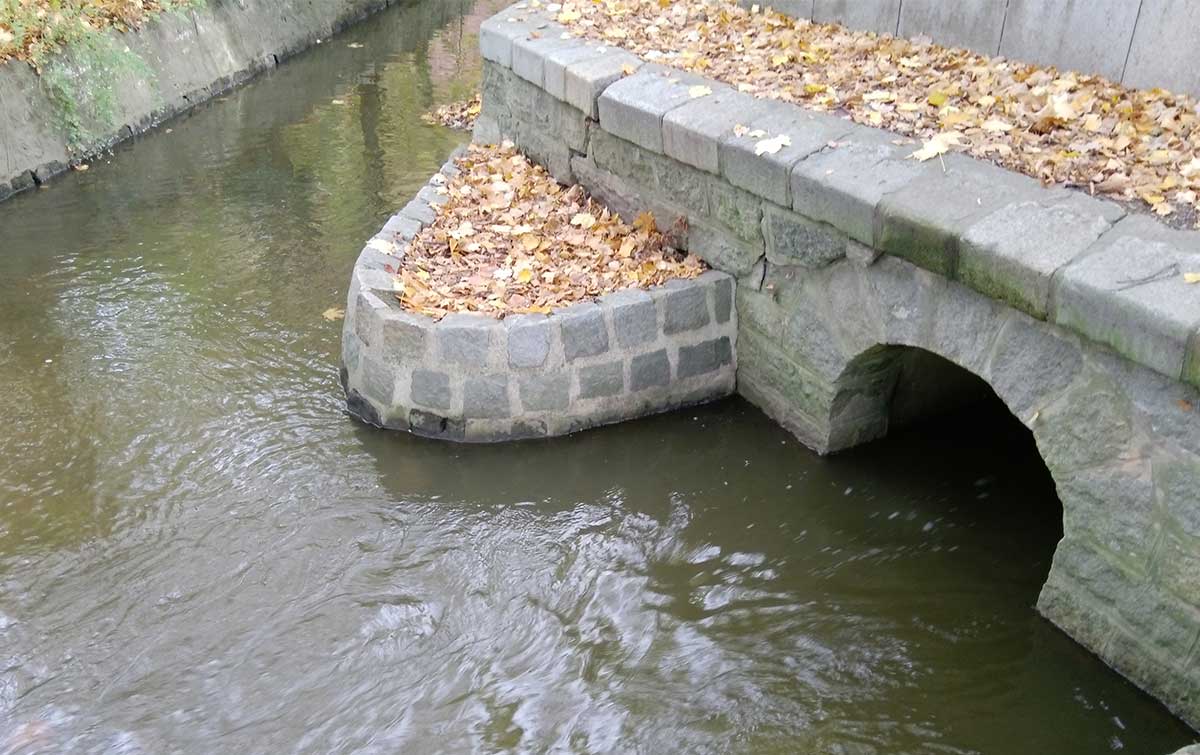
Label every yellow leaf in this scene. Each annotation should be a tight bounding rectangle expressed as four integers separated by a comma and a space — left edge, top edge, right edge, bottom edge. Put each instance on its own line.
1184, 272, 1200, 284
322, 307, 345, 321
804, 83, 827, 95
754, 134, 792, 156
516, 268, 535, 284
571, 212, 596, 229
927, 91, 948, 108
688, 85, 713, 99
911, 132, 962, 162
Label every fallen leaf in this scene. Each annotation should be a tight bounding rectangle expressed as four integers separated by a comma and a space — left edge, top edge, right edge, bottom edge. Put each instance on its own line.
322, 308, 345, 321
754, 134, 792, 155
689, 85, 713, 98
1184, 272, 1200, 284
911, 132, 963, 161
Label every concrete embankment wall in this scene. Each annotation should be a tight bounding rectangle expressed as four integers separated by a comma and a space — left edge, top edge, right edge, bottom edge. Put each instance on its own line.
474, 4, 1200, 734
755, 0, 1200, 98
0, 0, 411, 202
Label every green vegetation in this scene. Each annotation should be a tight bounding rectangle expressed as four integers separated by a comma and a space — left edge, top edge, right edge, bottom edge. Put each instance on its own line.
0, 0, 201, 70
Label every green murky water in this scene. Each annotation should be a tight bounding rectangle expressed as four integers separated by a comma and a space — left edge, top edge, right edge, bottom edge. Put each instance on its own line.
0, 1, 1195, 752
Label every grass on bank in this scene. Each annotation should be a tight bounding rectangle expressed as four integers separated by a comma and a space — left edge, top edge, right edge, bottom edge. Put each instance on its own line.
0, 0, 200, 69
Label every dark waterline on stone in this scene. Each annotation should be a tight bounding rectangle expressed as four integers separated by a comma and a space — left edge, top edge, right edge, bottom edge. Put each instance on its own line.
0, 1, 1194, 753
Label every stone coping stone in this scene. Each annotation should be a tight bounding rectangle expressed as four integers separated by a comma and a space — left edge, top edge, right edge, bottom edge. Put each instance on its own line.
341, 151, 738, 442
479, 3, 1200, 389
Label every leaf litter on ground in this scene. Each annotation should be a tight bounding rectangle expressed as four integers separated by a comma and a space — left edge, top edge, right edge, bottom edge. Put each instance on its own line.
521, 0, 1200, 228
395, 141, 705, 319
422, 95, 483, 131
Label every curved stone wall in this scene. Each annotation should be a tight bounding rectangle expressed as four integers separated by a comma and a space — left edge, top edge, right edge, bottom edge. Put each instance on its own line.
340, 158, 737, 442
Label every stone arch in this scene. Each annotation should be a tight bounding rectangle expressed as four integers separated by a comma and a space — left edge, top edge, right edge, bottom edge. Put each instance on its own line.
735, 256, 1200, 725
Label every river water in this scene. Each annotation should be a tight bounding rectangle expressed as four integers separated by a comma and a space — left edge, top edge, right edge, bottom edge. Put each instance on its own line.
0, 2, 1195, 753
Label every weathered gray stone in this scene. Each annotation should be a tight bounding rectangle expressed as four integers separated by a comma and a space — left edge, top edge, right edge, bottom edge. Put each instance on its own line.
519, 372, 570, 412
812, 0, 900, 33
663, 89, 766, 174
1187, 331, 1200, 390
959, 199, 1116, 319
512, 32, 573, 86
379, 310, 428, 363
480, 13, 534, 68
678, 336, 733, 379
652, 156, 711, 218
763, 204, 847, 268
361, 355, 394, 406
400, 198, 436, 226
543, 42, 607, 102
409, 409, 465, 440
846, 240, 882, 268
896, 0, 1008, 54
382, 213, 422, 240
707, 177, 764, 245
411, 369, 451, 411
1000, 0, 1141, 82
711, 275, 733, 323
719, 100, 851, 206
417, 185, 448, 208
877, 155, 1043, 276
590, 129, 657, 192
559, 303, 610, 361
689, 220, 763, 277
603, 289, 658, 348
1038, 373, 1134, 474
631, 349, 671, 391
1156, 456, 1200, 537
354, 291, 383, 346
506, 314, 553, 369
579, 360, 625, 399
438, 313, 495, 367
1054, 218, 1200, 380
463, 374, 511, 419
791, 139, 922, 246
598, 69, 697, 154
662, 283, 711, 334
988, 317, 1083, 418
563, 49, 644, 119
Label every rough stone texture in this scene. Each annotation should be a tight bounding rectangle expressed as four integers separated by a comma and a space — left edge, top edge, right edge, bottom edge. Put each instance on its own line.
1054, 216, 1200, 381
559, 303, 611, 362
457, 24, 1200, 729
0, 0, 417, 199
664, 89, 765, 174
791, 138, 922, 247
1124, 0, 1200, 96
463, 374, 511, 419
506, 314, 553, 369
563, 49, 644, 119
438, 313, 496, 367
1000, 0, 1141, 82
763, 204, 848, 268
598, 69, 699, 154
877, 155, 1043, 276
411, 369, 451, 411
579, 361, 625, 399
719, 100, 852, 207
631, 349, 671, 391
344, 157, 736, 443
959, 198, 1120, 319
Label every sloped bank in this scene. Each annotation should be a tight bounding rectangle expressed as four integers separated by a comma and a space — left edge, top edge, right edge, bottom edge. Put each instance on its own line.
340, 154, 737, 442
468, 2, 1200, 737
0, 0, 429, 202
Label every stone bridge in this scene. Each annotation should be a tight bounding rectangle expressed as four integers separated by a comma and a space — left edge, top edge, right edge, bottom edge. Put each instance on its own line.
467, 5, 1200, 730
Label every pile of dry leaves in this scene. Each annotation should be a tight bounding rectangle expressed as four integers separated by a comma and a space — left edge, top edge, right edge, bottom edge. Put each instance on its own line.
397, 141, 704, 318
540, 0, 1200, 226
421, 95, 483, 131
